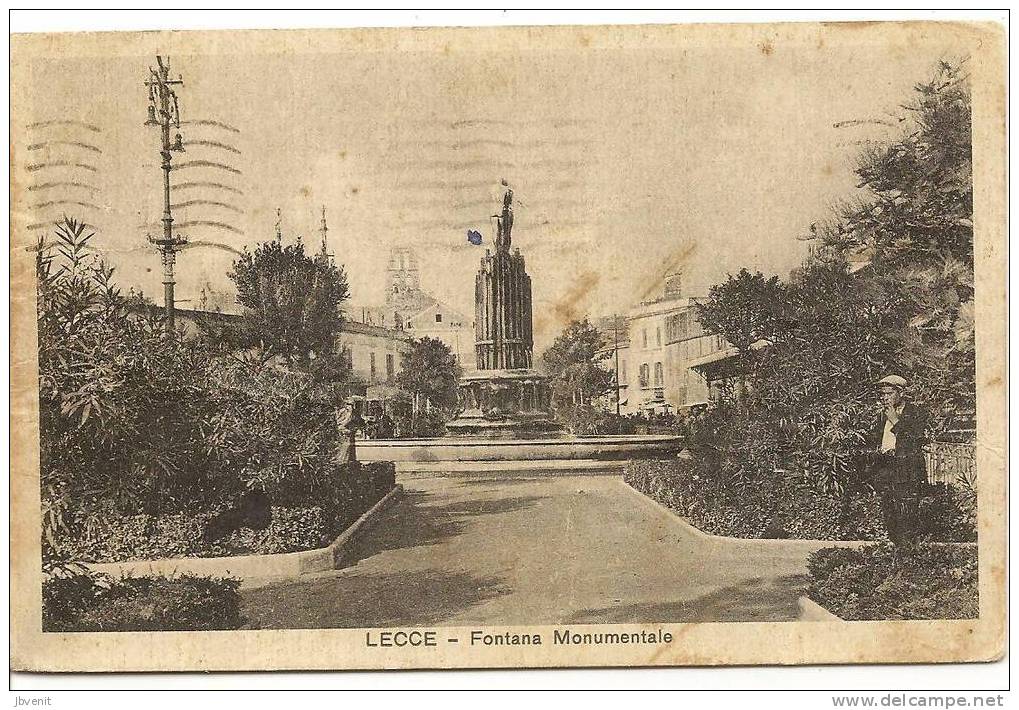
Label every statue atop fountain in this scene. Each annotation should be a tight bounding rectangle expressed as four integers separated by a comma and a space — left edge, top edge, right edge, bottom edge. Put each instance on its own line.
445, 186, 561, 438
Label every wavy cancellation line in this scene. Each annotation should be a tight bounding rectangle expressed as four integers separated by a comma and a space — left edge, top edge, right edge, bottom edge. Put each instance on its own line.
173, 181, 245, 195
183, 139, 242, 154
140, 219, 245, 235
27, 140, 103, 154
29, 199, 101, 211
170, 160, 242, 175
180, 119, 241, 133
26, 161, 98, 173
27, 220, 96, 232
181, 240, 246, 256
26, 119, 101, 132
170, 199, 243, 213
28, 181, 99, 193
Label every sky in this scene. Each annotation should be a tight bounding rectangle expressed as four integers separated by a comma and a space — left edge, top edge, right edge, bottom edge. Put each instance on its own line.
12, 24, 958, 350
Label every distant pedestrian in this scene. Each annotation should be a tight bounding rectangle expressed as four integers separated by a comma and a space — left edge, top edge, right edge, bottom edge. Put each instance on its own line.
868, 374, 928, 546
376, 412, 396, 439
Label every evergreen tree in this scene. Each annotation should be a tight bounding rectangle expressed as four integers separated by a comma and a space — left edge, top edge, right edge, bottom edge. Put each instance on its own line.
227, 239, 350, 366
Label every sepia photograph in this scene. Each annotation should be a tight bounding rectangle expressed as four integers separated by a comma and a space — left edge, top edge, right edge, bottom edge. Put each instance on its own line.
8, 15, 1006, 675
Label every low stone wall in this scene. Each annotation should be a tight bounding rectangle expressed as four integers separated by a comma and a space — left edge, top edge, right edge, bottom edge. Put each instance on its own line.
395, 458, 627, 477
358, 434, 684, 463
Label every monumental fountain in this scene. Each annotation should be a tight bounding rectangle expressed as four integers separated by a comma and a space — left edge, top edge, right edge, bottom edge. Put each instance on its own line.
444, 188, 561, 438
358, 185, 683, 473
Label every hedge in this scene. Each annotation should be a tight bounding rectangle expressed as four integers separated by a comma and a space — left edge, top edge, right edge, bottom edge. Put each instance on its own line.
43, 571, 243, 632
807, 544, 978, 620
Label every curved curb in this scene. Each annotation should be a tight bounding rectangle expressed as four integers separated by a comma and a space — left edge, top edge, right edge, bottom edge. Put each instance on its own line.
306, 484, 404, 572
798, 596, 844, 622
84, 485, 404, 583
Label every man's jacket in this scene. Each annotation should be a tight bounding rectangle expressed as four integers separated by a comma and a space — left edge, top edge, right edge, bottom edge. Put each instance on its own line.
866, 403, 928, 486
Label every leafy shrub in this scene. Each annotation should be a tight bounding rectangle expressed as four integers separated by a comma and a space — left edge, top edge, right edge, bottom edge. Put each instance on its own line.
361, 462, 397, 499
807, 543, 978, 620
43, 571, 242, 632
920, 482, 977, 543
395, 409, 449, 438
202, 360, 342, 502
58, 511, 220, 562
37, 220, 384, 566
557, 407, 640, 436
36, 219, 224, 560
227, 238, 350, 364
555, 404, 605, 435
232, 462, 394, 554
593, 412, 638, 435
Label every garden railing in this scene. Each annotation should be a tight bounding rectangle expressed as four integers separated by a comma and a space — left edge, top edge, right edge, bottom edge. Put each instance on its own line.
925, 441, 976, 489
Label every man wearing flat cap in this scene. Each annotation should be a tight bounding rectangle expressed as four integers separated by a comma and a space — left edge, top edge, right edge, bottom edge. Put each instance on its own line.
868, 374, 928, 546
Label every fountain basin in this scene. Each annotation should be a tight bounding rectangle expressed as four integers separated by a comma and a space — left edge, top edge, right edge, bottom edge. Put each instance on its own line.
357, 433, 684, 467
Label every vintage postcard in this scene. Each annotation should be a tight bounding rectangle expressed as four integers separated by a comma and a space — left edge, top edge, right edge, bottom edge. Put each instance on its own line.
9, 20, 1006, 672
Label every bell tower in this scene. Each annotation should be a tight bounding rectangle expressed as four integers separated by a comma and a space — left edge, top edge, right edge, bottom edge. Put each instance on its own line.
386, 247, 420, 297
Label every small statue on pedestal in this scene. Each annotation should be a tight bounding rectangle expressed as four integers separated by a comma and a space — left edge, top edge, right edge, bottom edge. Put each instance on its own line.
335, 396, 366, 464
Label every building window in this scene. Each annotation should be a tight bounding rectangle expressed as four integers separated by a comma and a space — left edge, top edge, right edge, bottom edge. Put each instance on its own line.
370, 352, 376, 381
642, 329, 648, 348
435, 313, 442, 323
656, 327, 661, 346
653, 362, 664, 387
639, 363, 650, 388
342, 346, 353, 368
386, 353, 394, 378
665, 312, 690, 343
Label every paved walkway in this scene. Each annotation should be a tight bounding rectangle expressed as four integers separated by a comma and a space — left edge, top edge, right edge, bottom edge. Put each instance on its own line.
241, 475, 836, 629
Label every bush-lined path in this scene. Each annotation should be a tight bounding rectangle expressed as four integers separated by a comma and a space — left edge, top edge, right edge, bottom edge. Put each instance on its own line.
241, 475, 838, 629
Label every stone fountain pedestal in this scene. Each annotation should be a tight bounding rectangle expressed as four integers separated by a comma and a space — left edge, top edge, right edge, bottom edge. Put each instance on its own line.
444, 368, 562, 439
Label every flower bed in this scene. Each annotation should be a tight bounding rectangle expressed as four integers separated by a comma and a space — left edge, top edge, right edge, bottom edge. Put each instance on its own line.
43, 570, 242, 632
807, 544, 978, 620
61, 461, 396, 563
624, 457, 885, 540
624, 458, 975, 542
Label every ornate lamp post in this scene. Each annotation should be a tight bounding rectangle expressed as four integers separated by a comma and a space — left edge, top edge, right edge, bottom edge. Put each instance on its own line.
144, 55, 187, 328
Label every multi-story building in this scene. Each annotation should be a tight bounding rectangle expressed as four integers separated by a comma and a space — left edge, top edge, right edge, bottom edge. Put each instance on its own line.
599, 270, 726, 415
168, 307, 410, 389
335, 320, 411, 387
